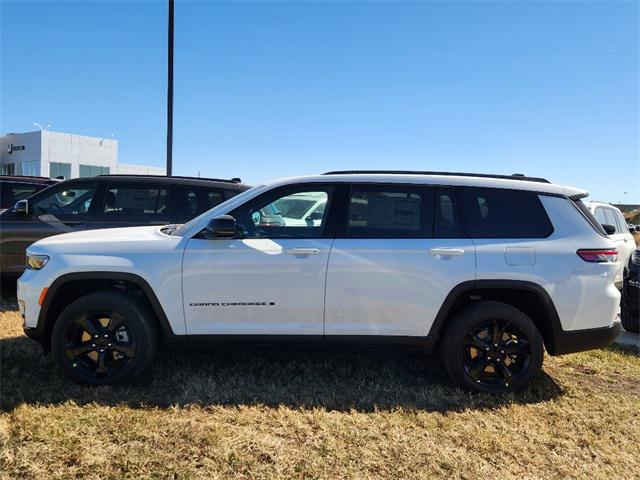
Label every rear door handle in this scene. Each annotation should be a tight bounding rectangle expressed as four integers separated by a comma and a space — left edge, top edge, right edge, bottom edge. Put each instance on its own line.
429, 248, 465, 257
286, 247, 320, 256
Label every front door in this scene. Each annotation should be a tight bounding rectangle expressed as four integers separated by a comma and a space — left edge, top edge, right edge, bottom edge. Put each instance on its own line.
182, 184, 337, 335
325, 185, 475, 337
0, 181, 98, 274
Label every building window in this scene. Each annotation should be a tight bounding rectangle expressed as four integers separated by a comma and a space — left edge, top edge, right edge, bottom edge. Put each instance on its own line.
50, 162, 72, 179
0, 164, 15, 175
79, 165, 110, 177
18, 160, 39, 176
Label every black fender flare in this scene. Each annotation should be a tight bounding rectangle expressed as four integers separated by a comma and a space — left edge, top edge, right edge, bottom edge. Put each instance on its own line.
29, 272, 175, 344
427, 279, 564, 355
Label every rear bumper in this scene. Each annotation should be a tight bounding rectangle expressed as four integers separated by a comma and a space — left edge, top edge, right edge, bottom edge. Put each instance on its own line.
551, 321, 622, 356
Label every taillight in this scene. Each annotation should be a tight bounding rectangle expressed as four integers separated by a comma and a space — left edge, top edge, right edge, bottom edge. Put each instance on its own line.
577, 249, 618, 263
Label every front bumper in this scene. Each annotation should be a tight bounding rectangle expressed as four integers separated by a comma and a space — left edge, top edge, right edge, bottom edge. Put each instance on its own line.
17, 269, 49, 343
551, 321, 622, 356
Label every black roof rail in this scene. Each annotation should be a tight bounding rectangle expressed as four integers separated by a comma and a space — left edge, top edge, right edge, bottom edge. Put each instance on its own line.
0, 174, 58, 180
322, 170, 551, 184
97, 174, 243, 184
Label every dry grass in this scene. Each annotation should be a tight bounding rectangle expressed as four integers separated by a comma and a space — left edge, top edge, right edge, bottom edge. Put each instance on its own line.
1, 291, 639, 479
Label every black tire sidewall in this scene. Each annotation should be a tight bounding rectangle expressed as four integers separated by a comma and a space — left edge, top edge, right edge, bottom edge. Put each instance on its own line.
621, 303, 639, 333
51, 291, 158, 385
440, 301, 544, 394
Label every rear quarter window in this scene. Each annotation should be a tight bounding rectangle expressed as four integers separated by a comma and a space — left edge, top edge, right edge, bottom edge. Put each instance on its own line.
462, 187, 553, 238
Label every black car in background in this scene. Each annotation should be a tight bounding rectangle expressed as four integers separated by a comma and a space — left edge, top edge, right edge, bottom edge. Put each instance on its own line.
0, 175, 251, 275
621, 248, 639, 333
0, 175, 61, 212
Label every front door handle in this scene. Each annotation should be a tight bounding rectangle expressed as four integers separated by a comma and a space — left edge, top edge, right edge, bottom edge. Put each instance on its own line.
286, 247, 320, 256
429, 248, 465, 257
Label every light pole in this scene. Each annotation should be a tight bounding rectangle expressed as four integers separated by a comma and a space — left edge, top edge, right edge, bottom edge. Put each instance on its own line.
166, 0, 174, 176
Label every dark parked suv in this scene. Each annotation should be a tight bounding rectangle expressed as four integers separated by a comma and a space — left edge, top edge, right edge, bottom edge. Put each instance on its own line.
0, 174, 250, 275
0, 175, 61, 212
621, 248, 640, 333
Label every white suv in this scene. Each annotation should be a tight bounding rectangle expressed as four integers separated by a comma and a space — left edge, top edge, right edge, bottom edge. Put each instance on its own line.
586, 201, 636, 286
18, 171, 622, 393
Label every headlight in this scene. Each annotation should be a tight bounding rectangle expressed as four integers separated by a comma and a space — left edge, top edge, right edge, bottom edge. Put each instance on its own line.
26, 254, 50, 270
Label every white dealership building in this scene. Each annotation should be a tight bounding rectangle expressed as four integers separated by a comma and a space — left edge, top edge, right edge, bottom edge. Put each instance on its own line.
0, 130, 165, 179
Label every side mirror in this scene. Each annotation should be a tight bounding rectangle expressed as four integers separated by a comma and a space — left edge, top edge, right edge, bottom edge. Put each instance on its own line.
202, 215, 237, 239
307, 211, 324, 222
14, 199, 29, 216
602, 224, 616, 235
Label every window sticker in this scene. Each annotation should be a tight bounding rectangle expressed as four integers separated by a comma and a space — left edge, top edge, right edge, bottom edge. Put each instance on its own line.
367, 195, 421, 230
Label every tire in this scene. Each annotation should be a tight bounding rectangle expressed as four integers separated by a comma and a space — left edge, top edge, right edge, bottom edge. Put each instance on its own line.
439, 300, 544, 394
51, 291, 158, 385
621, 303, 639, 333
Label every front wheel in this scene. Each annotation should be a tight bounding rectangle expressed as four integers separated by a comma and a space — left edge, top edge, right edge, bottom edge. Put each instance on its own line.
51, 291, 158, 385
439, 301, 544, 394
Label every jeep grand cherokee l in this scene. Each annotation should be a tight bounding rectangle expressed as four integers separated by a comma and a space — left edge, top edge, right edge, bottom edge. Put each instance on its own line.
17, 171, 622, 393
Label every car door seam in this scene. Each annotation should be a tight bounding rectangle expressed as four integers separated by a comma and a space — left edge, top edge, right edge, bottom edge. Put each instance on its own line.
322, 238, 336, 339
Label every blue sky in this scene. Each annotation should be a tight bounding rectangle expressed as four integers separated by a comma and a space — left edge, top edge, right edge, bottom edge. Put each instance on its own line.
1, 0, 638, 202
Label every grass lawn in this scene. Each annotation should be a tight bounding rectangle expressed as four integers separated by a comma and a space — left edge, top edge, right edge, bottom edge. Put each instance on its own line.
1, 296, 639, 479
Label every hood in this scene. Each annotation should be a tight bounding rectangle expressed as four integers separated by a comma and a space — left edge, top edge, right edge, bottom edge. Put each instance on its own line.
29, 225, 182, 255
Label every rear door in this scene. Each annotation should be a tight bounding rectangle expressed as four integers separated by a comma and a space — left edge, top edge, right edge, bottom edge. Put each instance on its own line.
324, 184, 475, 337
88, 181, 176, 229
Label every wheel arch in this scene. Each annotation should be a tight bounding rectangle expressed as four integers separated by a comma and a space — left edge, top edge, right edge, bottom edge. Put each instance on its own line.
429, 280, 563, 355
35, 272, 175, 351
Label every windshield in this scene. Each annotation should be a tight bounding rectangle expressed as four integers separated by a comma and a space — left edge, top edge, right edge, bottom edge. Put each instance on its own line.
171, 185, 265, 236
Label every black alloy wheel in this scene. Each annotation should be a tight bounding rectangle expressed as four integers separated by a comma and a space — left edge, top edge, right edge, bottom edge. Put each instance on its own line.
62, 311, 137, 380
440, 300, 544, 393
462, 319, 531, 390
51, 291, 158, 385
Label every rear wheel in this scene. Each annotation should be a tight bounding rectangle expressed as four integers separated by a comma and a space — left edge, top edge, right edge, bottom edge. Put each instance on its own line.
440, 301, 544, 393
51, 291, 158, 385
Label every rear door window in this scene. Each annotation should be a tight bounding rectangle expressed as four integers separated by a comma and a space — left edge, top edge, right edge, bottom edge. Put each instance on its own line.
346, 185, 434, 238
102, 184, 169, 216
461, 187, 553, 238
182, 187, 225, 218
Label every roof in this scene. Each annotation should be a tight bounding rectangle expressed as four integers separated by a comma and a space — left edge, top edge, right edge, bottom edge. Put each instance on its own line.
262, 172, 588, 198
